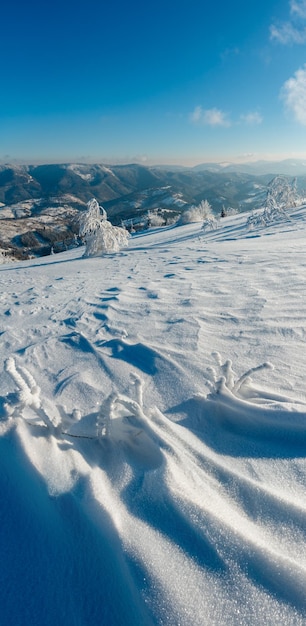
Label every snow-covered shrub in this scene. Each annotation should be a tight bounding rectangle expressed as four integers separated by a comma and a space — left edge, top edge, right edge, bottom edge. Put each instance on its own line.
265, 176, 300, 211
246, 176, 300, 230
205, 352, 273, 398
225, 207, 238, 217
79, 198, 129, 257
202, 352, 306, 442
247, 204, 290, 230
3, 357, 156, 449
202, 217, 218, 231
147, 211, 165, 228
3, 357, 61, 430
177, 199, 213, 225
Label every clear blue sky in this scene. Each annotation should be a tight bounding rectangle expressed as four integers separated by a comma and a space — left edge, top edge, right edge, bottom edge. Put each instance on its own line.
2, 0, 306, 165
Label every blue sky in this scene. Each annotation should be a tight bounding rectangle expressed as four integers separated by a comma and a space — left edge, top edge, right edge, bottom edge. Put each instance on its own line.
1, 0, 306, 165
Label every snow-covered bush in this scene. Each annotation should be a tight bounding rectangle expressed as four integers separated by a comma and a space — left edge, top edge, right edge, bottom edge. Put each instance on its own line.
3, 357, 61, 430
221, 206, 238, 217
202, 217, 218, 231
205, 352, 273, 398
247, 205, 289, 230
202, 352, 306, 442
265, 176, 300, 211
177, 199, 213, 225
79, 199, 129, 257
147, 211, 165, 228
3, 357, 156, 448
247, 176, 300, 230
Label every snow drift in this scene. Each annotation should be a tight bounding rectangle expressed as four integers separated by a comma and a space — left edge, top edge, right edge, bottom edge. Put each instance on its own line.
1, 205, 306, 625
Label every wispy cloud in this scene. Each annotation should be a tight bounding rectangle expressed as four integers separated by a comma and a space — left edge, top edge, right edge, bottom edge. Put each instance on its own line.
240, 112, 263, 125
270, 22, 306, 43
281, 65, 306, 124
190, 107, 231, 127
270, 0, 306, 43
190, 107, 263, 127
291, 0, 306, 18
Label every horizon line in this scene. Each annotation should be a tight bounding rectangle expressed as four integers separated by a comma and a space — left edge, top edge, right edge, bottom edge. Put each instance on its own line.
1, 154, 306, 168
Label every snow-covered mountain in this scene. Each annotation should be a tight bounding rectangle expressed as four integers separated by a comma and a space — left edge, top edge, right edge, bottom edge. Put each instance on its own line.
0, 162, 272, 213
1, 204, 306, 624
193, 157, 306, 176
0, 162, 285, 258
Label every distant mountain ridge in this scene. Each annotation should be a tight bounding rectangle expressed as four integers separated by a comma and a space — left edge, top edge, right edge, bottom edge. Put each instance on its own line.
0, 163, 162, 207
191, 158, 306, 176
0, 161, 287, 211
0, 160, 305, 259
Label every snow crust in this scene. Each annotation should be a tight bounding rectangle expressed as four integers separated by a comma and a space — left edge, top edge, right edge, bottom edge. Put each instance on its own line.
1, 205, 306, 624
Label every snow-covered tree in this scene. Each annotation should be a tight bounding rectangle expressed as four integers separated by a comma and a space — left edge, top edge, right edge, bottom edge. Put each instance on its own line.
246, 205, 289, 230
177, 199, 213, 225
202, 216, 218, 231
247, 176, 300, 230
147, 210, 165, 228
265, 176, 300, 211
79, 199, 129, 257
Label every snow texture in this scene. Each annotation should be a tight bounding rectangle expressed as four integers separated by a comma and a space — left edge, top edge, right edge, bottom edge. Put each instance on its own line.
1, 203, 306, 625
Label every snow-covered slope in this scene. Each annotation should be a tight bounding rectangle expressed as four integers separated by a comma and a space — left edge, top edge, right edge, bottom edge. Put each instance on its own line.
1, 206, 306, 625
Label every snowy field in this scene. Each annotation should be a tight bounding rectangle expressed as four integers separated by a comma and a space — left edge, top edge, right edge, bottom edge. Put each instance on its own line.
1, 206, 306, 625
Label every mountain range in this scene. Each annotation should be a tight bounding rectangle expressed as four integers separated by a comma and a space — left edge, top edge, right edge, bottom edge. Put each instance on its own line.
192, 158, 306, 175
0, 160, 305, 259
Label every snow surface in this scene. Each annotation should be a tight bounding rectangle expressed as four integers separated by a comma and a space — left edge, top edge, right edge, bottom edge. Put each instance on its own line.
1, 206, 306, 625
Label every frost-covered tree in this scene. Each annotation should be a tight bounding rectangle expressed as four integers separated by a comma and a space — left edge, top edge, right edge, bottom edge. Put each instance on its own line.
202, 216, 218, 231
247, 176, 300, 230
147, 210, 165, 228
246, 204, 289, 230
265, 176, 300, 211
177, 199, 213, 225
79, 199, 129, 257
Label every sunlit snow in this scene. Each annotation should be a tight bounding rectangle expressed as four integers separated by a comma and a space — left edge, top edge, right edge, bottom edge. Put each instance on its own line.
1, 205, 306, 625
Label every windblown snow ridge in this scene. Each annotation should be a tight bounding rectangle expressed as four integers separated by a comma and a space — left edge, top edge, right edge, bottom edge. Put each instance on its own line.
1, 209, 306, 625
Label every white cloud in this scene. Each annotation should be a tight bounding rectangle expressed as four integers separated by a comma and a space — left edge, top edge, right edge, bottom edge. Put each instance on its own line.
270, 0, 306, 43
240, 112, 263, 125
270, 22, 306, 43
190, 108, 263, 128
290, 0, 306, 18
190, 106, 231, 127
190, 106, 203, 123
281, 65, 306, 125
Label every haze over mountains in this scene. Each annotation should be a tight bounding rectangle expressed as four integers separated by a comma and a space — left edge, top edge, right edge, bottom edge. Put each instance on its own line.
0, 159, 305, 259
192, 158, 306, 176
